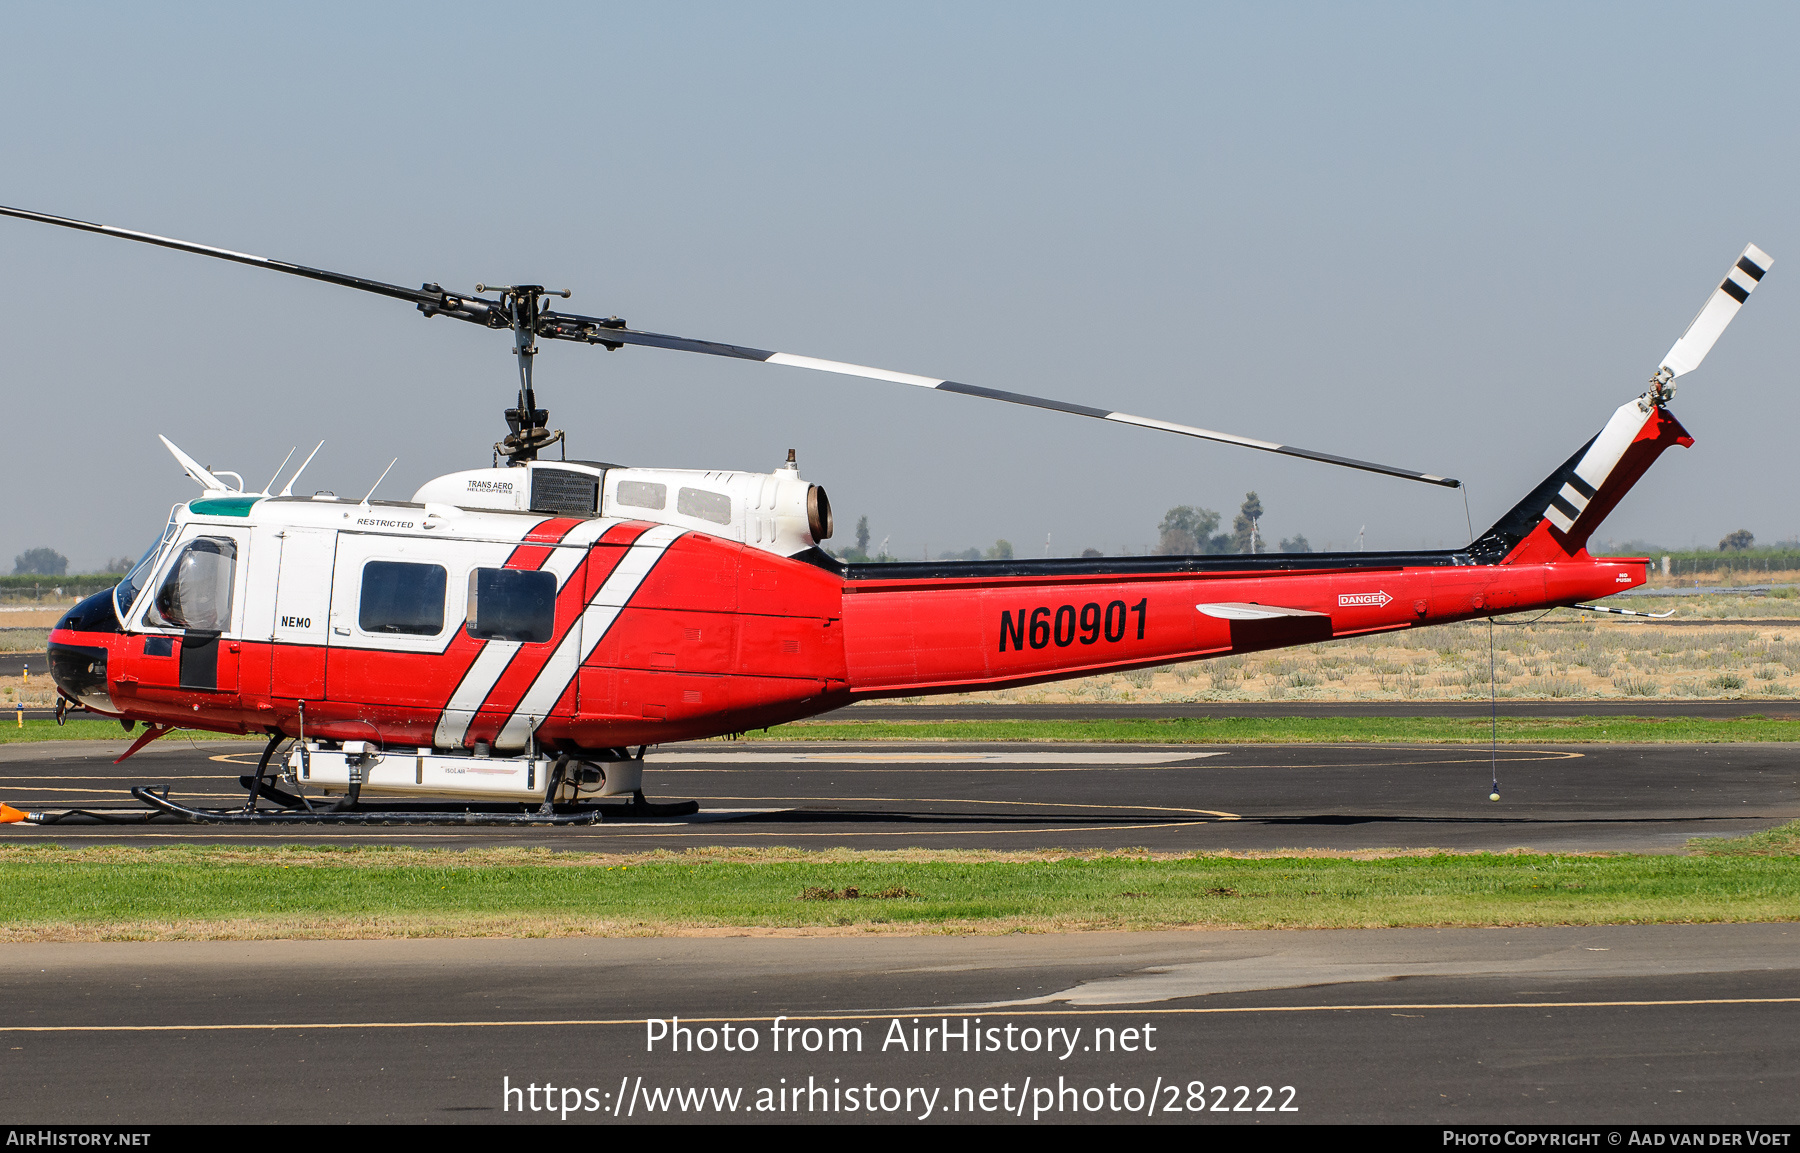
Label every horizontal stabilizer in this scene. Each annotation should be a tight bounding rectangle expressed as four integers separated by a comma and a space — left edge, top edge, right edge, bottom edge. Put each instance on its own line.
1196, 602, 1328, 620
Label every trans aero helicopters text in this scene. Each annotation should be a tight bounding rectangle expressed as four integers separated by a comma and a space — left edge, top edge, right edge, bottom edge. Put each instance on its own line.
3, 203, 1772, 826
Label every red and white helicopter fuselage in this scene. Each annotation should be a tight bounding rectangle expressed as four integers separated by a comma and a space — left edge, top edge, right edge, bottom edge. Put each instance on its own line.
48, 422, 1663, 806
8, 196, 1764, 814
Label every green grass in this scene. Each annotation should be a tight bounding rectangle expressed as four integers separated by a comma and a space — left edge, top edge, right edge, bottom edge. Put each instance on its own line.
1688, 818, 1800, 857
753, 715, 1800, 744
0, 718, 247, 744
1, 844, 1795, 940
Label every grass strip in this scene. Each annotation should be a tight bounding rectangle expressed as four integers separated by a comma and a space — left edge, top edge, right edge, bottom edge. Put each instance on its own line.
1, 844, 1795, 941
0, 719, 246, 745
749, 716, 1800, 744
1688, 818, 1800, 857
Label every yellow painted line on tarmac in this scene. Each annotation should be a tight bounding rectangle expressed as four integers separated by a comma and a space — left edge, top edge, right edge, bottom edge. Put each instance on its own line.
1215, 750, 1585, 769
0, 787, 239, 797
0, 776, 224, 782
2, 997, 1794, 1033
687, 795, 1239, 818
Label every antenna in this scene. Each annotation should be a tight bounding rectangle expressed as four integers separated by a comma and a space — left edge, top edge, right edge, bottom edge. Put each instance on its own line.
279, 442, 324, 497
157, 435, 229, 492
259, 447, 297, 496
361, 458, 398, 506
1357, 525, 1366, 552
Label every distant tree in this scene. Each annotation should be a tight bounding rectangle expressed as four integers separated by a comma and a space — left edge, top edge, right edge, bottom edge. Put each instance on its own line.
984, 539, 1015, 561
937, 548, 982, 562
1080, 547, 1104, 558
1278, 534, 1312, 553
1719, 529, 1755, 552
1231, 492, 1264, 554
102, 556, 137, 574
1156, 506, 1221, 555
13, 548, 68, 576
829, 516, 875, 561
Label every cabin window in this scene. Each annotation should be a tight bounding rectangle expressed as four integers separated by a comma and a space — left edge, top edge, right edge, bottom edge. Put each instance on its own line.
358, 561, 447, 636
146, 537, 237, 632
466, 567, 556, 643
677, 487, 731, 525
615, 481, 667, 510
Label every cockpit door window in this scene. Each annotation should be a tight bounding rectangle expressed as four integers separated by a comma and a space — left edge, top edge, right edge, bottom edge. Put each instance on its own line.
146, 537, 238, 632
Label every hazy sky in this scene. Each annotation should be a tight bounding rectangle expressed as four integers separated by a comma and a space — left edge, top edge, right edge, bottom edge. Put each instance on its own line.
2, 3, 1794, 571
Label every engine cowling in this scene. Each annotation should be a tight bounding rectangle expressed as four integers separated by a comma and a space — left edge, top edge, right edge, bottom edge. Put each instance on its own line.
410, 459, 832, 558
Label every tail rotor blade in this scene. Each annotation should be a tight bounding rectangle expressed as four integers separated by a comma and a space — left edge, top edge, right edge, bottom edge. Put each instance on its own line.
1659, 244, 1773, 379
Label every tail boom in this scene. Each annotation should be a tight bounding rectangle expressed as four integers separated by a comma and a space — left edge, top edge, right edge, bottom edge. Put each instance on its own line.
839, 556, 1640, 699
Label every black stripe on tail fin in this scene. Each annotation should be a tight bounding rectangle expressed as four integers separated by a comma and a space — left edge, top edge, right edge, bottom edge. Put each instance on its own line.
1467, 438, 1595, 564
1468, 399, 1693, 565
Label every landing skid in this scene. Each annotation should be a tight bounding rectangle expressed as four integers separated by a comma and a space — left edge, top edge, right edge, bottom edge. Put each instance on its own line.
126, 784, 699, 825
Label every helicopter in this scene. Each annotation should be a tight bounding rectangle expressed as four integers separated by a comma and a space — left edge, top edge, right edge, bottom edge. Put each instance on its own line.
1, 202, 1771, 825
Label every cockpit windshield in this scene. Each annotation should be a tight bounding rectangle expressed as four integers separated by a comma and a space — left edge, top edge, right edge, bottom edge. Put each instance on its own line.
113, 510, 182, 626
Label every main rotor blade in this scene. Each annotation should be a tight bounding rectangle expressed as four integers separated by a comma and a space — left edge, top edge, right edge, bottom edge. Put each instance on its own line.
0, 202, 1458, 486
0, 203, 504, 329
0, 203, 439, 305
541, 312, 1462, 488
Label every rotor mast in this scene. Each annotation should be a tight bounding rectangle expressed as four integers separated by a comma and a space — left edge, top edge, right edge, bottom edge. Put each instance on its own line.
478, 283, 571, 463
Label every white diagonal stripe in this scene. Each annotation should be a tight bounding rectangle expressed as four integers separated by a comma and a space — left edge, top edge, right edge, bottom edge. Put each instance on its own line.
496, 524, 686, 749
432, 519, 622, 749
433, 642, 520, 748
541, 519, 617, 583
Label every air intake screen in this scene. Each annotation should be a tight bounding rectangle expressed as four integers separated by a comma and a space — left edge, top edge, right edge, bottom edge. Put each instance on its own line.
530, 469, 600, 516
